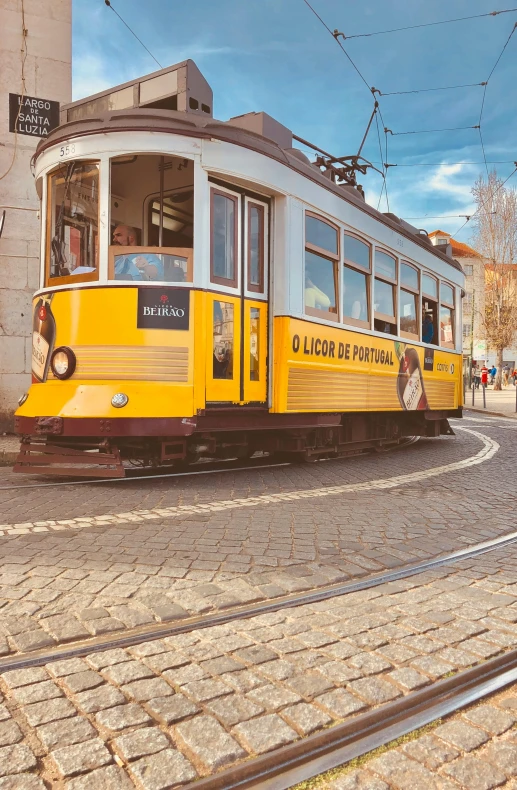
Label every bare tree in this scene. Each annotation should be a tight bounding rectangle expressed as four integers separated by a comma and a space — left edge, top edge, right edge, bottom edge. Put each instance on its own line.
471, 172, 517, 390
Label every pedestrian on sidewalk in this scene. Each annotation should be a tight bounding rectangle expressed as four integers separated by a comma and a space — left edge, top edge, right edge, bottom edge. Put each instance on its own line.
473, 363, 481, 389
512, 368, 517, 386
490, 365, 497, 385
503, 364, 510, 387
481, 364, 489, 388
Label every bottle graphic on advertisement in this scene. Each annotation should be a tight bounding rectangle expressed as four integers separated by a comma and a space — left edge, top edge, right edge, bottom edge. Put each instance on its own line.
395, 342, 429, 411
32, 294, 56, 382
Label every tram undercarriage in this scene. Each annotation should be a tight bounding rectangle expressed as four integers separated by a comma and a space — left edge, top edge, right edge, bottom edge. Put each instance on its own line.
14, 410, 458, 478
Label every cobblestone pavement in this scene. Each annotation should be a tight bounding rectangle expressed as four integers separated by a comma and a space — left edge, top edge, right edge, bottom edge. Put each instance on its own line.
0, 543, 517, 786
0, 417, 512, 652
316, 685, 517, 790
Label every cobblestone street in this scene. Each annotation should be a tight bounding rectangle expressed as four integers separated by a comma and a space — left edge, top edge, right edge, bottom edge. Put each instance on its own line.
0, 412, 515, 787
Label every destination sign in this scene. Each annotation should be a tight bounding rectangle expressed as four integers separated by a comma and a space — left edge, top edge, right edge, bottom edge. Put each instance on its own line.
9, 93, 60, 138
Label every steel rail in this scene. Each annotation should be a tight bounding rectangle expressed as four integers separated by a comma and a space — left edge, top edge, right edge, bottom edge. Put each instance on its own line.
0, 436, 419, 492
188, 647, 517, 790
0, 523, 516, 673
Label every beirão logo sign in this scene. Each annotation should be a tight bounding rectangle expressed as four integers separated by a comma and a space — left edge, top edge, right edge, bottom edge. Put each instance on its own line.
137, 288, 190, 330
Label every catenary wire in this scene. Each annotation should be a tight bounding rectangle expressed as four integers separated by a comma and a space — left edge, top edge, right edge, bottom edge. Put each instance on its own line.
104, 0, 163, 69
338, 8, 517, 40
451, 165, 517, 238
477, 22, 517, 181
380, 82, 486, 96
390, 160, 515, 167
389, 125, 480, 136
0, 0, 28, 182
301, 0, 372, 93
402, 215, 473, 220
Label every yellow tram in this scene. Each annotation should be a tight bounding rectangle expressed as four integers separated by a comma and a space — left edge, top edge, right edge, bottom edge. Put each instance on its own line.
15, 60, 464, 477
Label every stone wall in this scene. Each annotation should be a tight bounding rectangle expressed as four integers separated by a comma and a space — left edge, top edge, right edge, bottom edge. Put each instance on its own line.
0, 0, 71, 431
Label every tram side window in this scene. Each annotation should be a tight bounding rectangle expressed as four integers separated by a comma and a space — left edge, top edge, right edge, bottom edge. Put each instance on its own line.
304, 214, 339, 320
110, 154, 194, 283
211, 189, 238, 287
440, 282, 455, 349
46, 162, 99, 285
373, 250, 397, 335
400, 263, 420, 339
422, 274, 439, 346
247, 202, 265, 293
342, 233, 370, 327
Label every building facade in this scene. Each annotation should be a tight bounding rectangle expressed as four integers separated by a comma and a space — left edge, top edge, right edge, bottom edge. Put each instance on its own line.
0, 0, 72, 431
429, 230, 517, 370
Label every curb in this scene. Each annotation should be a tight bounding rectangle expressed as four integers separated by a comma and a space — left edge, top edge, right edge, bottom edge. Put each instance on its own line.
465, 407, 517, 420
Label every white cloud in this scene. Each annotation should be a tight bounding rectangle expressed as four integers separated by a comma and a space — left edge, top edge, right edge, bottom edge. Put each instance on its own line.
72, 53, 117, 101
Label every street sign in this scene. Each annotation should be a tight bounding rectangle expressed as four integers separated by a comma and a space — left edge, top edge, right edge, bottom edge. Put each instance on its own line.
9, 93, 60, 138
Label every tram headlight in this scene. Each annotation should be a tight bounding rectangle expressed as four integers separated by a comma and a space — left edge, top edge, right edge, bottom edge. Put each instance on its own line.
111, 392, 129, 408
50, 347, 76, 380
18, 392, 29, 406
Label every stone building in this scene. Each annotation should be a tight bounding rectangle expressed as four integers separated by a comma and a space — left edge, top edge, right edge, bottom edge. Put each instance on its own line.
0, 0, 72, 431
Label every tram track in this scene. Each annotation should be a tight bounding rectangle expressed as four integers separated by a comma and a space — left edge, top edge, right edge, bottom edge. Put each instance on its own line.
190, 647, 517, 790
0, 437, 420, 492
0, 523, 516, 672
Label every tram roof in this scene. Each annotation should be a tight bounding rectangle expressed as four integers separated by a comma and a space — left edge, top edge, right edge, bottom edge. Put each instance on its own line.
36, 106, 463, 275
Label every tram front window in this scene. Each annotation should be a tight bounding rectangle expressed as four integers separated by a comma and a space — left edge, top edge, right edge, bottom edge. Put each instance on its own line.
46, 162, 99, 285
109, 154, 194, 282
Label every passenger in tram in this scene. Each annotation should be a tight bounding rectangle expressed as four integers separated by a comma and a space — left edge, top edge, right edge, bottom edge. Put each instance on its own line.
304, 273, 332, 311
112, 225, 164, 281
422, 312, 434, 344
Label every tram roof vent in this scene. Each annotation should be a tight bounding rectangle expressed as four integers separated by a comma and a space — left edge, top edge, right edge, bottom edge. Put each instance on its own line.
61, 60, 213, 124
227, 112, 292, 149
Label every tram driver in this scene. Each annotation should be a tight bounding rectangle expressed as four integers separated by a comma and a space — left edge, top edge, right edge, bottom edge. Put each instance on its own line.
112, 225, 164, 281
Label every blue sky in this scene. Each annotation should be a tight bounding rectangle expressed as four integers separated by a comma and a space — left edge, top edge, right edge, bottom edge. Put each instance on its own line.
73, 0, 516, 243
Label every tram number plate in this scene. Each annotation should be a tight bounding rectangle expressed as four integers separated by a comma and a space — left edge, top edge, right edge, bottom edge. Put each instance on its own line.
137, 287, 190, 330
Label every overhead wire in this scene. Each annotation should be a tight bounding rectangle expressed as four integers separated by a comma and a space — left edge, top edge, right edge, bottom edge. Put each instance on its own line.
388, 125, 480, 136
104, 0, 163, 70
337, 8, 517, 40
301, 0, 390, 209
477, 21, 517, 181
379, 82, 485, 96
301, 0, 372, 92
301, 0, 516, 220
0, 0, 28, 182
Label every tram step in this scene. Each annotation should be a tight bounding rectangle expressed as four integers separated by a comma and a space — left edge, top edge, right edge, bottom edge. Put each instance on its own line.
13, 441, 125, 478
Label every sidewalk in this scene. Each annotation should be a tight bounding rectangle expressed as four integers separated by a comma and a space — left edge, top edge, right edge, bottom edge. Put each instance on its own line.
0, 435, 19, 466
465, 386, 517, 419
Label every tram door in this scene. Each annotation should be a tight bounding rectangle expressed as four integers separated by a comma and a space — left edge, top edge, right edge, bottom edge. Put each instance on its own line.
206, 184, 269, 405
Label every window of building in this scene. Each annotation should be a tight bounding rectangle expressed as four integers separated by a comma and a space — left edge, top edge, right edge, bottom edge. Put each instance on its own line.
373, 249, 397, 334
422, 273, 438, 346
342, 233, 370, 327
304, 214, 339, 320
463, 322, 472, 339
440, 281, 455, 348
464, 292, 473, 308
464, 264, 473, 275
211, 189, 238, 287
46, 161, 100, 286
399, 263, 419, 339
